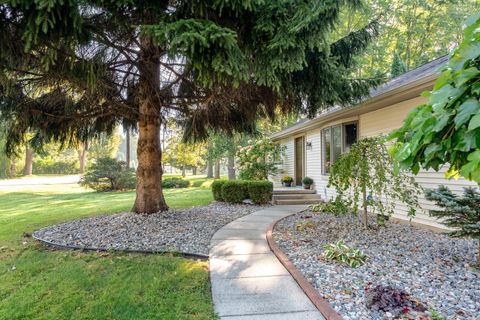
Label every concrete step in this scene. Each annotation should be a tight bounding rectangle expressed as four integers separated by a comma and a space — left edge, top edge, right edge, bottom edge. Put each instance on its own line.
274, 199, 322, 205
273, 194, 321, 200
273, 188, 316, 195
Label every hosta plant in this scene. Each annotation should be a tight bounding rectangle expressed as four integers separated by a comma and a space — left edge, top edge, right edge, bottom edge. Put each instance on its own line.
295, 219, 316, 232
322, 240, 367, 268
309, 198, 350, 215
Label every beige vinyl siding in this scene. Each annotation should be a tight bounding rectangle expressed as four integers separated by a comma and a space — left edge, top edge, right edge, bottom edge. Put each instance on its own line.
359, 96, 426, 137
359, 96, 477, 229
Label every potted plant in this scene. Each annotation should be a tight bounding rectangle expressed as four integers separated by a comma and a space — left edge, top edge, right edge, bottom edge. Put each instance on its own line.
281, 176, 293, 187
302, 177, 314, 189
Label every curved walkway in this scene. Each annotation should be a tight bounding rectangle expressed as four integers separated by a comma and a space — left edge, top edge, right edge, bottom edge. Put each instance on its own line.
209, 205, 325, 320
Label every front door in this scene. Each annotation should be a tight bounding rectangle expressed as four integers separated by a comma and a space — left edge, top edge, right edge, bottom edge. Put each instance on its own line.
294, 136, 304, 186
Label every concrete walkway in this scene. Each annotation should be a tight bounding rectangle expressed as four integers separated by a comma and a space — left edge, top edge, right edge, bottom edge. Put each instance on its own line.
209, 205, 325, 320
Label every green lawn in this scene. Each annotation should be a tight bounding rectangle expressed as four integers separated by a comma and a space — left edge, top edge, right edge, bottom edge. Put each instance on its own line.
0, 176, 217, 320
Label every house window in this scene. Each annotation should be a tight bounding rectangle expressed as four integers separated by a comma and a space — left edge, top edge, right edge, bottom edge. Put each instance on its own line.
322, 122, 358, 174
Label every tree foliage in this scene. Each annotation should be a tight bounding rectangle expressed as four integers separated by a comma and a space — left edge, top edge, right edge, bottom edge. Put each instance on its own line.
389, 15, 480, 184
335, 0, 478, 78
328, 136, 420, 227
390, 52, 407, 78
236, 138, 284, 180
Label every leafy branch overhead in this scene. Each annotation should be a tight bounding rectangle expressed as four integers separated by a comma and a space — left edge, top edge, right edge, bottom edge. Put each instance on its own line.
389, 14, 480, 184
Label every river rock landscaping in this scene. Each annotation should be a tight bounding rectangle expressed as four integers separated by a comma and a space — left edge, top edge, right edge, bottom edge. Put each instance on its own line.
273, 211, 480, 320
34, 203, 264, 256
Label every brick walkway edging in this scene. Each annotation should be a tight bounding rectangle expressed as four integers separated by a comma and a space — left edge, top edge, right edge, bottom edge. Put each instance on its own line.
266, 216, 343, 320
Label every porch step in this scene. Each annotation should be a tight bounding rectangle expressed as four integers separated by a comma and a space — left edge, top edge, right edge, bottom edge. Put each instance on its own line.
275, 199, 321, 205
272, 194, 321, 200
272, 189, 322, 204
273, 189, 316, 195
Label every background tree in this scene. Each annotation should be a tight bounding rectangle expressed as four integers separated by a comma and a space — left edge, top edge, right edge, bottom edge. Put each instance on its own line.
390, 52, 407, 78
335, 0, 477, 78
389, 15, 480, 184
0, 1, 378, 213
164, 137, 206, 177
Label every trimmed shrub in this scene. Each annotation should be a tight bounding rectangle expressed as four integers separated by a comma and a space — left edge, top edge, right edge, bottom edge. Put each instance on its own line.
162, 177, 190, 188
33, 159, 79, 174
246, 180, 273, 204
80, 158, 135, 192
221, 180, 248, 203
211, 180, 228, 201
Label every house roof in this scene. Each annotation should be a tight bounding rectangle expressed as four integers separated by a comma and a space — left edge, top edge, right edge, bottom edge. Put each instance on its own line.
271, 55, 449, 140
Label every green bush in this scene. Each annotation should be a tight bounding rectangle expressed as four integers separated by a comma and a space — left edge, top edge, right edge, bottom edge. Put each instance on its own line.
211, 180, 228, 201
221, 180, 248, 203
162, 177, 190, 189
246, 180, 273, 204
33, 159, 79, 174
80, 158, 136, 192
302, 176, 314, 185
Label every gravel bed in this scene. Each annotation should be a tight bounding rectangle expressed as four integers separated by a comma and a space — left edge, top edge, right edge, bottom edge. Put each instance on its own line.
34, 202, 264, 256
273, 211, 480, 320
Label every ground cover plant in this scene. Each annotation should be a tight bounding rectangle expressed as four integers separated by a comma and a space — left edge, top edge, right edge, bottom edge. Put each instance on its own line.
273, 211, 479, 319
0, 176, 216, 319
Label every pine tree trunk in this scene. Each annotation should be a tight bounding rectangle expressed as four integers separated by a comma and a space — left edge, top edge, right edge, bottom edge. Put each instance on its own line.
214, 159, 220, 179
126, 128, 131, 169
207, 160, 213, 178
132, 32, 168, 214
78, 141, 88, 176
23, 146, 33, 176
227, 155, 235, 180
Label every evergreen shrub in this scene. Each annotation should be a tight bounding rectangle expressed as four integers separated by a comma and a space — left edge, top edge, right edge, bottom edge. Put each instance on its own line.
211, 180, 228, 201
246, 180, 273, 204
162, 177, 190, 188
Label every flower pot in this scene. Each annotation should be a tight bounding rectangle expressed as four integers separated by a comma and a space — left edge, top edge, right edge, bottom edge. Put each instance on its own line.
283, 182, 292, 187
303, 184, 311, 189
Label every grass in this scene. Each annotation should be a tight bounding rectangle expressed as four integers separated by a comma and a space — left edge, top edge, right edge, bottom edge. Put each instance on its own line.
0, 175, 217, 320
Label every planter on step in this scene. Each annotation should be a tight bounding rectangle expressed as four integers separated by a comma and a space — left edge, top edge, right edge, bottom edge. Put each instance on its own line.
303, 184, 311, 189
281, 176, 294, 187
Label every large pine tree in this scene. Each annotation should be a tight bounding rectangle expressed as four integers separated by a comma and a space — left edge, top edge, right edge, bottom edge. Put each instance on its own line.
0, 1, 377, 213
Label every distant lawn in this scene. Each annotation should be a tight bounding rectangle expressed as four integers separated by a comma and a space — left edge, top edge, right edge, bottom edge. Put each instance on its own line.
0, 176, 217, 320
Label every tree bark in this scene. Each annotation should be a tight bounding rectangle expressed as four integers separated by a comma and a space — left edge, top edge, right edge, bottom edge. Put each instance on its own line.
227, 155, 235, 180
132, 32, 168, 214
23, 146, 33, 176
78, 141, 88, 176
362, 185, 368, 229
182, 166, 186, 177
192, 166, 197, 175
214, 159, 220, 179
207, 160, 213, 178
126, 128, 131, 169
